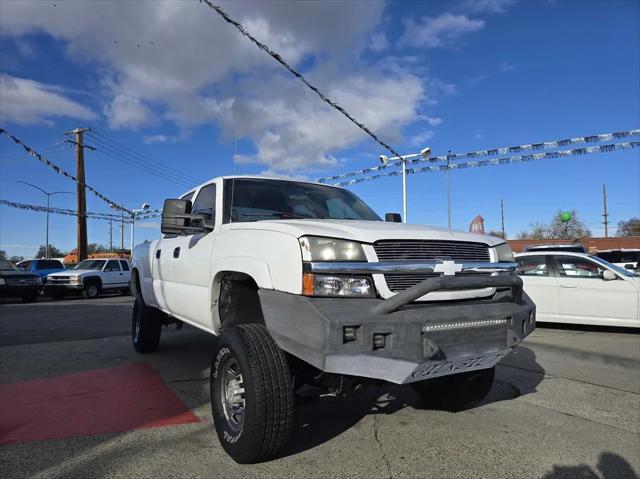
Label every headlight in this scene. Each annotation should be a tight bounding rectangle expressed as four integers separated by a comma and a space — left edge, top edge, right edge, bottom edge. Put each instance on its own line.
302, 274, 374, 298
299, 236, 366, 262
493, 242, 515, 262
71, 276, 82, 283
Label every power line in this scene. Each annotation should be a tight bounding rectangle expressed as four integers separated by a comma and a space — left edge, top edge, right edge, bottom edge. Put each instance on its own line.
86, 135, 195, 187
200, 1, 403, 159
86, 129, 204, 185
0, 199, 133, 223
0, 128, 131, 213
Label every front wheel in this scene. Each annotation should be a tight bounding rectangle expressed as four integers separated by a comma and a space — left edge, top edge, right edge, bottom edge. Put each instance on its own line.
412, 367, 495, 412
210, 324, 293, 464
131, 298, 162, 353
82, 281, 100, 299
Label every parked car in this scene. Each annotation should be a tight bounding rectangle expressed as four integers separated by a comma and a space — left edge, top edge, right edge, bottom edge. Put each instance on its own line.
523, 243, 588, 253
596, 249, 640, 270
515, 252, 639, 328
16, 258, 66, 283
132, 176, 535, 463
0, 260, 42, 302
45, 258, 131, 299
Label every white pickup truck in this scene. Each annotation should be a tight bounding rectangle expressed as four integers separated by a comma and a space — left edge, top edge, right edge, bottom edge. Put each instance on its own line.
46, 258, 131, 299
132, 176, 535, 463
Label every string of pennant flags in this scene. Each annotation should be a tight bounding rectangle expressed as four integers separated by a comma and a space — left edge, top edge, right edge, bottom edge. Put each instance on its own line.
0, 200, 133, 223
325, 141, 640, 187
0, 128, 132, 214
317, 129, 640, 184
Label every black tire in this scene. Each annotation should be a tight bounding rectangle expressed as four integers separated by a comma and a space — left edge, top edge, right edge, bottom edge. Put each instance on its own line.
210, 324, 293, 464
131, 298, 162, 353
21, 292, 39, 302
412, 367, 495, 412
82, 280, 100, 299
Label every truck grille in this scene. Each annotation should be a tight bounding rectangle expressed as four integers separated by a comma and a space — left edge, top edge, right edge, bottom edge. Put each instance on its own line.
373, 240, 491, 292
373, 240, 491, 262
5, 277, 37, 286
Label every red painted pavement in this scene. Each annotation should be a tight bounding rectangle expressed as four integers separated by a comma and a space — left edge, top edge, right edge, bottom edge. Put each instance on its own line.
0, 363, 201, 445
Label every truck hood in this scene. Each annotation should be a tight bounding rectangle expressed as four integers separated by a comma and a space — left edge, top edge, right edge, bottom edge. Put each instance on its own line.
48, 269, 97, 277
225, 219, 504, 246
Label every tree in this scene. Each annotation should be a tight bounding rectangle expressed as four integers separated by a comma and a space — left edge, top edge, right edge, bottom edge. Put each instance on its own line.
547, 210, 591, 240
88, 243, 108, 254
516, 211, 591, 240
35, 245, 66, 258
517, 222, 548, 240
617, 218, 640, 237
8, 256, 24, 263
0, 250, 6, 260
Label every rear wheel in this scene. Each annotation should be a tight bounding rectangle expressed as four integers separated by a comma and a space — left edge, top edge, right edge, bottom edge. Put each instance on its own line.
210, 324, 293, 464
82, 281, 100, 299
412, 367, 495, 412
131, 298, 162, 353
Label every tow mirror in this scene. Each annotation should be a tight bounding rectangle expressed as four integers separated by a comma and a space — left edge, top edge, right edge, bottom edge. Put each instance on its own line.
385, 212, 402, 223
161, 199, 211, 235
602, 270, 617, 281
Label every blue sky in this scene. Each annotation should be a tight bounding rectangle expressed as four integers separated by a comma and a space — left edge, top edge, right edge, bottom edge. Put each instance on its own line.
0, 0, 638, 258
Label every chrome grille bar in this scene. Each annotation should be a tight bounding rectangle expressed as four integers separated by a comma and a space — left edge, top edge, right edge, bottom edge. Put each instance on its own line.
374, 240, 490, 262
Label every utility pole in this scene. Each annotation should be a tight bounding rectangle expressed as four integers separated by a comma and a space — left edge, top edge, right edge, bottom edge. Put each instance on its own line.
109, 218, 113, 251
120, 210, 125, 250
602, 183, 610, 238
500, 198, 505, 238
446, 150, 452, 233
65, 128, 94, 261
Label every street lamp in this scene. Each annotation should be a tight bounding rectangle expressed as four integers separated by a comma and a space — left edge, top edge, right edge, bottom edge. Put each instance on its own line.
130, 203, 150, 256
17, 181, 74, 259
379, 146, 431, 224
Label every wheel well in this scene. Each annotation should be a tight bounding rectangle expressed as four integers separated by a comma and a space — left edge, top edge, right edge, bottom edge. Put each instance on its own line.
83, 276, 102, 287
131, 268, 142, 301
216, 272, 264, 328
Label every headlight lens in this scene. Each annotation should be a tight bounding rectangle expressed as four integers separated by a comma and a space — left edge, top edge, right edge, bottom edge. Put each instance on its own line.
493, 243, 515, 262
303, 274, 374, 297
71, 276, 82, 283
299, 236, 366, 262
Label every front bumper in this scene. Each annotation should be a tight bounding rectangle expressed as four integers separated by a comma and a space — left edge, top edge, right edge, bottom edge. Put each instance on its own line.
0, 285, 41, 298
259, 274, 535, 384
44, 284, 84, 292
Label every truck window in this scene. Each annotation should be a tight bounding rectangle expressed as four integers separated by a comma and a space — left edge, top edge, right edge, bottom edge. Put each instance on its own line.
120, 260, 130, 271
105, 260, 121, 272
18, 260, 32, 270
516, 256, 550, 276
192, 184, 216, 221
37, 260, 63, 269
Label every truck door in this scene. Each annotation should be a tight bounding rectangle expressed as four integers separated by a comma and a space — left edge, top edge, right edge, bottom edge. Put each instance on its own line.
163, 182, 217, 330
102, 260, 124, 288
516, 254, 560, 322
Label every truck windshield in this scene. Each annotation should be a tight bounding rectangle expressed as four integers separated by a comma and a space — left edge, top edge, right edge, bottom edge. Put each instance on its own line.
223, 178, 381, 223
74, 260, 106, 270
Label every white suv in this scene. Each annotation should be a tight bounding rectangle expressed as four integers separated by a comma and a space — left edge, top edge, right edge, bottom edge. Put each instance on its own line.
45, 258, 131, 299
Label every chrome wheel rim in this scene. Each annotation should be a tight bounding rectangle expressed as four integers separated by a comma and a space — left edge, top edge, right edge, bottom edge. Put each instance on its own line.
219, 356, 246, 434
88, 285, 98, 297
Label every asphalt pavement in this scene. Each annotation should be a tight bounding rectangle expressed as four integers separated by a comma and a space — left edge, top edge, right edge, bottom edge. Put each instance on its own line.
0, 296, 638, 479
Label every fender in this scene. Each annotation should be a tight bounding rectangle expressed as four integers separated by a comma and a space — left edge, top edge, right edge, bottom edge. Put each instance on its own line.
209, 256, 274, 333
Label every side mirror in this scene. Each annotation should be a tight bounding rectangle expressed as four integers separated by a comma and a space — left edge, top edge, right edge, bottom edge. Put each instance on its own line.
602, 270, 617, 281
385, 212, 402, 223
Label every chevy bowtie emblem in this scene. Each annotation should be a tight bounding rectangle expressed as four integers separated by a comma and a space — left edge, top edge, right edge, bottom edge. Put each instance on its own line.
433, 259, 463, 276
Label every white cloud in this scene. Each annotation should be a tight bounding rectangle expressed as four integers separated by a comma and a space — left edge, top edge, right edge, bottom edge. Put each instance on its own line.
143, 134, 176, 145
0, 74, 96, 125
423, 116, 442, 126
500, 61, 516, 71
409, 130, 435, 147
399, 13, 484, 48
369, 33, 389, 51
1, 0, 450, 172
459, 0, 516, 14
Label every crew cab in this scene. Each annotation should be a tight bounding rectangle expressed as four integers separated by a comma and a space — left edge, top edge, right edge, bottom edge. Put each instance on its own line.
45, 258, 131, 299
17, 258, 66, 283
131, 176, 535, 463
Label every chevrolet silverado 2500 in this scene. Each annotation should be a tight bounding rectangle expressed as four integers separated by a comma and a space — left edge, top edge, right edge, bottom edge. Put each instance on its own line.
131, 176, 535, 463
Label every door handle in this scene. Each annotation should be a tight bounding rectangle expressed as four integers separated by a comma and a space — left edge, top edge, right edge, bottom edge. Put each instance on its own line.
155, 249, 161, 259
559, 284, 577, 288
173, 247, 181, 258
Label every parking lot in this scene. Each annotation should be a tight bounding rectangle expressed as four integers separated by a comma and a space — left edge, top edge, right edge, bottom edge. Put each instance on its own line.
0, 296, 638, 479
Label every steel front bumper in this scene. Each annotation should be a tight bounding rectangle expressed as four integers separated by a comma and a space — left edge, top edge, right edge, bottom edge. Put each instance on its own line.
259, 275, 535, 385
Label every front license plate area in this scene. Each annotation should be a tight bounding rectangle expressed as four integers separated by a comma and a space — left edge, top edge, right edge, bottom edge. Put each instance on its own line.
408, 352, 507, 383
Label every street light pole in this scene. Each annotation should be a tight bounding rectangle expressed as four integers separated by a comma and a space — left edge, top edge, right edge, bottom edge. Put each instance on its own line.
17, 181, 73, 258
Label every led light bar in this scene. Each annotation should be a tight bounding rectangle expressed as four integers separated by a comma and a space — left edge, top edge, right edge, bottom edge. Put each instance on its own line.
422, 317, 511, 333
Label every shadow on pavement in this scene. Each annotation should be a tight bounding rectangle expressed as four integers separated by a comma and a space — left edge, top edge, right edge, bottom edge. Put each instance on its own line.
542, 452, 639, 479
